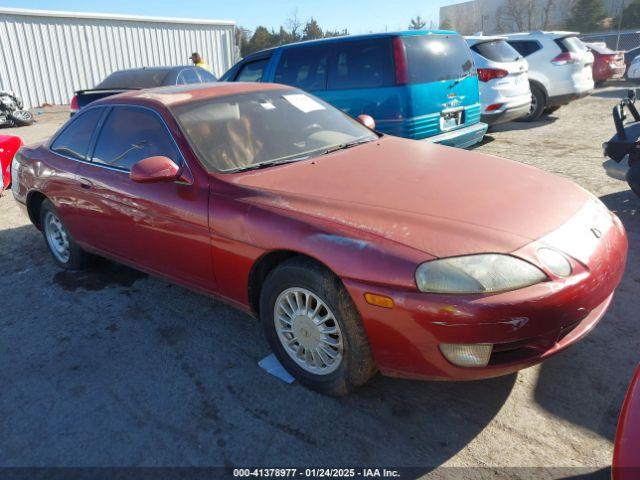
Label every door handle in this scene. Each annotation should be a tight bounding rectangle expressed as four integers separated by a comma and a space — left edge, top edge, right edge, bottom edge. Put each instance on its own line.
79, 178, 93, 190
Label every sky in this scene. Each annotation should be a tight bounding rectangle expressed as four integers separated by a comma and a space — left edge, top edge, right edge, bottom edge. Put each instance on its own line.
1, 0, 463, 34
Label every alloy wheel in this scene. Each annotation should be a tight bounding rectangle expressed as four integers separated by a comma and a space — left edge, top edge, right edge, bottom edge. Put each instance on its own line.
274, 287, 344, 375
44, 211, 70, 263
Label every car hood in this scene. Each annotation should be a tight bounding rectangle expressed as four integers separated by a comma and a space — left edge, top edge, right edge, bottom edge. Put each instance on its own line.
228, 136, 590, 258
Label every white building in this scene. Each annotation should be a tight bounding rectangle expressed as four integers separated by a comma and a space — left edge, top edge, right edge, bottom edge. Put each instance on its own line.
0, 7, 236, 108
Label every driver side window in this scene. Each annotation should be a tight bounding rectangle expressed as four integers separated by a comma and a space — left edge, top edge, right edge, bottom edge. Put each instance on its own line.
92, 107, 180, 171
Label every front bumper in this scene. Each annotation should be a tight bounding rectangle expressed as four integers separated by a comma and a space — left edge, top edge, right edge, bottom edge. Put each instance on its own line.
424, 122, 488, 149
344, 210, 627, 381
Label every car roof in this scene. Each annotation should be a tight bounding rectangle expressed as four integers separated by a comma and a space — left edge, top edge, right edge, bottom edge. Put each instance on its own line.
96, 82, 296, 109
465, 35, 507, 45
242, 29, 458, 59
502, 31, 579, 40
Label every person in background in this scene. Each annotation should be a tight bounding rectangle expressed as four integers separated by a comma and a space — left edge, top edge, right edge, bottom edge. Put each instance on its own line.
190, 52, 213, 73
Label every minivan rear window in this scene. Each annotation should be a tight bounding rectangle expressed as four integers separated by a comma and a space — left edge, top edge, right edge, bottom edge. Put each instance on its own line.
471, 40, 521, 63
401, 35, 474, 84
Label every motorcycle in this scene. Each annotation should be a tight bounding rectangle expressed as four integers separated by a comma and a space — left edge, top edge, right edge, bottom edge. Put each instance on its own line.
0, 90, 34, 128
603, 89, 640, 197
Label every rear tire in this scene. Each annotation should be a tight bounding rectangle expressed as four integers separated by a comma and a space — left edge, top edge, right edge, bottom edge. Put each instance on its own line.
518, 84, 545, 122
40, 200, 92, 270
259, 257, 377, 396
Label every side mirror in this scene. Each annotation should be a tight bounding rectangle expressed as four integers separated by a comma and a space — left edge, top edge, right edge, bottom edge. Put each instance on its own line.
357, 114, 376, 130
130, 156, 181, 183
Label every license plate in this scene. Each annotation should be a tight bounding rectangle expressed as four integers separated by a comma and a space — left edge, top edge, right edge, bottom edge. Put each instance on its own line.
440, 110, 462, 130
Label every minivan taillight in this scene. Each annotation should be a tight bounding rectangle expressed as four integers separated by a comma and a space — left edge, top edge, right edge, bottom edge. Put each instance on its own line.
551, 52, 578, 66
69, 95, 79, 113
393, 37, 409, 85
477, 68, 508, 82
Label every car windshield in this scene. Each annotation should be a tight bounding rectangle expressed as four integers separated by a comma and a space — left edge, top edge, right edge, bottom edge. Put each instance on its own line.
96, 69, 171, 89
173, 89, 378, 173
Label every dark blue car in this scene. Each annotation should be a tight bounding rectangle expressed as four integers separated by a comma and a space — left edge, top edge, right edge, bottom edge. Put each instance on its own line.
70, 66, 218, 115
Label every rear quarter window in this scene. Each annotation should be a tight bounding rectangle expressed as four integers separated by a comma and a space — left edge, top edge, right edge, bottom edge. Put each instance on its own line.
236, 59, 269, 82
275, 46, 330, 92
472, 40, 521, 62
327, 39, 394, 89
402, 34, 474, 83
507, 40, 542, 57
50, 108, 104, 161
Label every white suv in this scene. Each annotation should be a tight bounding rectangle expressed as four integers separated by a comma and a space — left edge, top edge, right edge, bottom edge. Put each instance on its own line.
466, 36, 531, 125
503, 31, 594, 121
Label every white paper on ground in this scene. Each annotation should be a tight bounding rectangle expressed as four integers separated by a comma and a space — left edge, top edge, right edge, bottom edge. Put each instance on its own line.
258, 354, 296, 384
282, 94, 325, 113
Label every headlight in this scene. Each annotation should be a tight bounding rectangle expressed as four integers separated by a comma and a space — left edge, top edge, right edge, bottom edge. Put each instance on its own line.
415, 254, 547, 294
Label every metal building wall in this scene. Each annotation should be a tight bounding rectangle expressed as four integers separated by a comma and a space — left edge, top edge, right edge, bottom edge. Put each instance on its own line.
0, 8, 236, 108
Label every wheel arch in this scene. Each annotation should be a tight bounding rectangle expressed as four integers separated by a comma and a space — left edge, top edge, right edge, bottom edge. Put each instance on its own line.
26, 190, 48, 229
247, 249, 336, 317
529, 79, 549, 103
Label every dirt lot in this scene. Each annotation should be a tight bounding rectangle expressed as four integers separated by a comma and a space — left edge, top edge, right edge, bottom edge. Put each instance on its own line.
0, 88, 638, 478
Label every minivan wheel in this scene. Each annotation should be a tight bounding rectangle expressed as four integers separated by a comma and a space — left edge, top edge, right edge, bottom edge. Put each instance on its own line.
259, 257, 377, 396
40, 200, 92, 270
518, 84, 545, 122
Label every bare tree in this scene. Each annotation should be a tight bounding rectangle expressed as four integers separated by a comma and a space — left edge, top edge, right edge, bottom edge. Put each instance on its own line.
285, 9, 302, 41
541, 0, 556, 29
496, 0, 557, 32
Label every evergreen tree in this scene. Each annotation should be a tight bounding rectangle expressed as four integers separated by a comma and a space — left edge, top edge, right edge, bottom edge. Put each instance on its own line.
409, 15, 427, 30
565, 0, 606, 32
440, 19, 454, 30
302, 18, 324, 41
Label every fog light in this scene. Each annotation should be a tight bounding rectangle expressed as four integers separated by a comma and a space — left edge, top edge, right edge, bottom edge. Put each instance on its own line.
537, 248, 572, 277
440, 343, 493, 367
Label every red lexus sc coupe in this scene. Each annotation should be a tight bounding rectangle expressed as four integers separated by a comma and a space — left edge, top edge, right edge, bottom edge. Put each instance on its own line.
12, 83, 628, 395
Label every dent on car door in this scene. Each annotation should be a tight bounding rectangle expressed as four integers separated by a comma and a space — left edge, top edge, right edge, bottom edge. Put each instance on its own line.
75, 105, 214, 290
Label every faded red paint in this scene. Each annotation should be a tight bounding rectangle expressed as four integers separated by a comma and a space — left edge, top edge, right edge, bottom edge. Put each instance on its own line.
12, 84, 628, 381
613, 365, 640, 480
0, 135, 23, 191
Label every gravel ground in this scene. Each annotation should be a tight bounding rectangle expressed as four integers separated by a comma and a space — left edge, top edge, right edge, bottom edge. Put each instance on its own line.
0, 87, 638, 479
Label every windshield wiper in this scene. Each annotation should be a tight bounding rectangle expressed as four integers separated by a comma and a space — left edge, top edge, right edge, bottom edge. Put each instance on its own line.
233, 157, 308, 173
449, 71, 471, 88
320, 137, 373, 156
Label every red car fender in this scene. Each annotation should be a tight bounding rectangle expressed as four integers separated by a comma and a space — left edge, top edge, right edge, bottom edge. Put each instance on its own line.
613, 364, 640, 480
0, 135, 23, 191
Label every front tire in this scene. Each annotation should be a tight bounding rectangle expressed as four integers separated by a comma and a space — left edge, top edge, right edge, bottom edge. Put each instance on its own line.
40, 200, 92, 270
260, 257, 377, 396
518, 84, 545, 122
